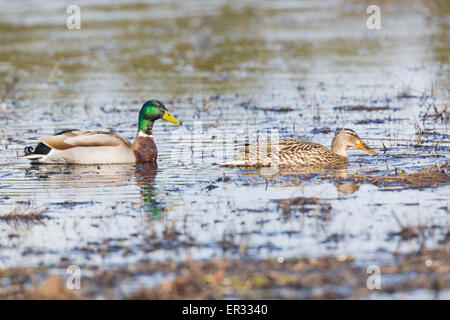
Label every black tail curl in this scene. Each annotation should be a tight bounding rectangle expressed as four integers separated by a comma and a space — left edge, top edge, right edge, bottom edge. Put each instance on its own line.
24, 143, 51, 156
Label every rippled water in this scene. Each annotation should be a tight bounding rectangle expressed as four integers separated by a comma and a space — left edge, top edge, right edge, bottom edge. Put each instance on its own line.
0, 0, 448, 295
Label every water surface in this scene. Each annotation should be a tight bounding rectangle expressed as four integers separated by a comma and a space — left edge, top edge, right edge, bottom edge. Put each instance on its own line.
0, 0, 448, 297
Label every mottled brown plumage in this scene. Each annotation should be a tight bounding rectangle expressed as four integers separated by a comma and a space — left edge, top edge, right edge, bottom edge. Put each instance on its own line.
220, 129, 376, 168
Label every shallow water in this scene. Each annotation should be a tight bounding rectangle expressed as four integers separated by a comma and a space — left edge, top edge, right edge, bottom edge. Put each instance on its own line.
0, 0, 449, 297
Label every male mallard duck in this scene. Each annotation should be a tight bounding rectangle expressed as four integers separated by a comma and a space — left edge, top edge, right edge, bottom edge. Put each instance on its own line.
220, 128, 376, 168
21, 100, 182, 164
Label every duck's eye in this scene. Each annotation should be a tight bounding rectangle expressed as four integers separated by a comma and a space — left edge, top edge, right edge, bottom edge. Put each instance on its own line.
144, 106, 160, 117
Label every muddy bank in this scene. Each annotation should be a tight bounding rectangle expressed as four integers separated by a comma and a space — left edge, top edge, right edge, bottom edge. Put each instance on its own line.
0, 243, 448, 299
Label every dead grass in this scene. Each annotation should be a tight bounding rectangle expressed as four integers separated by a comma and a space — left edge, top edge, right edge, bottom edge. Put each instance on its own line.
129, 255, 361, 299
1, 103, 7, 122
334, 105, 391, 111
0, 207, 49, 225
129, 245, 449, 299
347, 164, 450, 189
0, 243, 447, 299
276, 196, 332, 219
0, 273, 84, 300
423, 102, 449, 123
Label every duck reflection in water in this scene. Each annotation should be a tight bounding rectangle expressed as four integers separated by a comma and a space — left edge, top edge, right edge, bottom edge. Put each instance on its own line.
237, 166, 361, 194
135, 163, 164, 219
25, 163, 164, 218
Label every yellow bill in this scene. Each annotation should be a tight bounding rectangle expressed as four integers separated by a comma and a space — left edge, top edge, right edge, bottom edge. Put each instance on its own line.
355, 141, 377, 155
162, 111, 182, 125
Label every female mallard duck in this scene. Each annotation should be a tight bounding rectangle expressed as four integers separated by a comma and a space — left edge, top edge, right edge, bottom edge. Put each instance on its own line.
21, 100, 182, 164
220, 128, 377, 168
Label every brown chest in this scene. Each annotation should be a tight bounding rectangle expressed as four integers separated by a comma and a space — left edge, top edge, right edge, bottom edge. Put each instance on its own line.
133, 135, 158, 163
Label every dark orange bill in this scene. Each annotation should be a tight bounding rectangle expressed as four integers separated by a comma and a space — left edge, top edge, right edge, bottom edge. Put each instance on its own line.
355, 141, 377, 155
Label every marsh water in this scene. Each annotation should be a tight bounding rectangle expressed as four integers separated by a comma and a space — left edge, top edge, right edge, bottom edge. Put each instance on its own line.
0, 0, 449, 298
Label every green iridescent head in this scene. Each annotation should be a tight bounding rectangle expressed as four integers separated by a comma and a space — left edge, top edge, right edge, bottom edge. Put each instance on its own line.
138, 100, 182, 135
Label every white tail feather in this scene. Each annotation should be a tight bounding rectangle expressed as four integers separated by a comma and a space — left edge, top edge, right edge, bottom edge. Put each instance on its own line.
19, 154, 45, 159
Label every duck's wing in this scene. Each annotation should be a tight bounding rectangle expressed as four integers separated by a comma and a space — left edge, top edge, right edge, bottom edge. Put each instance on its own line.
276, 138, 340, 166
220, 139, 331, 167
277, 138, 329, 153
40, 130, 132, 150
239, 139, 329, 156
